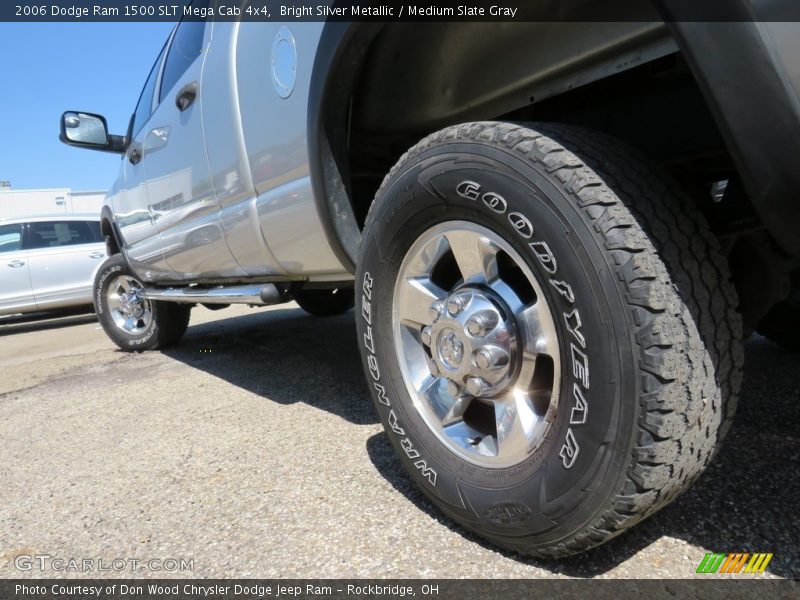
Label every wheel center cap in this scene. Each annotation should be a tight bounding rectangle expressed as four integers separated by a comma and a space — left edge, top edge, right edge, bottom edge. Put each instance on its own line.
426, 286, 519, 398
438, 329, 464, 367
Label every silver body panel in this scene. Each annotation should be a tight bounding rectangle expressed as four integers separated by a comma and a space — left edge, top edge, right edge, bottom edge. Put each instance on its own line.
235, 22, 344, 277
0, 215, 106, 316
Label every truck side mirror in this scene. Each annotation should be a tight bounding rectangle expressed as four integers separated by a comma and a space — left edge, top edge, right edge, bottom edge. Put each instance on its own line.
60, 111, 128, 154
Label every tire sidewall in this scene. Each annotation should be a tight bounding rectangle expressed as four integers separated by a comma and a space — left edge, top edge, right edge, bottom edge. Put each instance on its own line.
356, 141, 639, 548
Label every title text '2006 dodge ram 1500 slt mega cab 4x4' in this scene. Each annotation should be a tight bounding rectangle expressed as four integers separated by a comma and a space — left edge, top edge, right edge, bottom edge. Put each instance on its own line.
59, 1, 800, 558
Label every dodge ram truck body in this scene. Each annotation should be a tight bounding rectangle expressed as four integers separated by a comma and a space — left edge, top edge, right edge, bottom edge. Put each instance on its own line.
60, 1, 800, 558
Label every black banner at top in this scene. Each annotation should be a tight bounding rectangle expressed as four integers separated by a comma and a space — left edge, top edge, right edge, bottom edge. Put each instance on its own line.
3, 0, 800, 22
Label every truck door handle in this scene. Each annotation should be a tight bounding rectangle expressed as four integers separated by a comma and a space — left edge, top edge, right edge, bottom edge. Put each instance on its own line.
129, 148, 142, 165
8, 260, 25, 268
89, 251, 106, 259
175, 81, 198, 111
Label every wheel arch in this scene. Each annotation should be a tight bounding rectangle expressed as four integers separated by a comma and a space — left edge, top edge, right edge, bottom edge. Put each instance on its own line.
100, 205, 122, 256
308, 15, 678, 270
307, 21, 382, 273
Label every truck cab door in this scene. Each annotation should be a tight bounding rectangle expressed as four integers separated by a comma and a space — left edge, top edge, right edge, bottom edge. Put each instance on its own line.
141, 16, 244, 280
115, 40, 173, 281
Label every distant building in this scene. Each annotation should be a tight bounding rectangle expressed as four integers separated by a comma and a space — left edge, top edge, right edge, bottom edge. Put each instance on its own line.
0, 188, 106, 220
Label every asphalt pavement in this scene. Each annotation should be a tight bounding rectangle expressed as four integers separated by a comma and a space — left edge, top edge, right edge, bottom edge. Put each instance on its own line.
0, 304, 797, 578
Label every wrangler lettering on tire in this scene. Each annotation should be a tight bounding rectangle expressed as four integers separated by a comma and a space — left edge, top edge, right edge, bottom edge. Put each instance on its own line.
355, 122, 743, 558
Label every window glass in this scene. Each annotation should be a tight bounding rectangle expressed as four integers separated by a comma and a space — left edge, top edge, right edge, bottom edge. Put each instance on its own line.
0, 224, 22, 253
159, 19, 205, 102
132, 44, 167, 137
85, 220, 102, 240
27, 221, 101, 249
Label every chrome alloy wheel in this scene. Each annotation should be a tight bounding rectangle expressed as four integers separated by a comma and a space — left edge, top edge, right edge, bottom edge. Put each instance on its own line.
392, 221, 561, 468
106, 275, 153, 335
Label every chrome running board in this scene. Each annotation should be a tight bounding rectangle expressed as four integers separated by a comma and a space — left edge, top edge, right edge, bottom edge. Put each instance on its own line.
140, 283, 284, 305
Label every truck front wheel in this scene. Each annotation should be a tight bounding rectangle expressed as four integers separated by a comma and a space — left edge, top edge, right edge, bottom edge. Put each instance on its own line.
94, 254, 191, 352
355, 122, 743, 558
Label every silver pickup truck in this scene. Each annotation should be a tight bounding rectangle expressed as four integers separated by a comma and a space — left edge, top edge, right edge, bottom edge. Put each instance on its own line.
60, 4, 800, 559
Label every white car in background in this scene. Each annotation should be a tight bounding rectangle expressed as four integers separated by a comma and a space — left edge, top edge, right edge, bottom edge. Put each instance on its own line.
0, 214, 106, 316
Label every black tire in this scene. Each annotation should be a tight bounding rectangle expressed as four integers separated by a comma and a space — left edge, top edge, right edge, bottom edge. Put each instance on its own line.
94, 254, 191, 351
294, 287, 355, 317
757, 292, 800, 351
355, 122, 743, 558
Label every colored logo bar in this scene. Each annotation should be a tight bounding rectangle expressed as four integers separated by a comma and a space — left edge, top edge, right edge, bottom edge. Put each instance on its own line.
696, 552, 773, 574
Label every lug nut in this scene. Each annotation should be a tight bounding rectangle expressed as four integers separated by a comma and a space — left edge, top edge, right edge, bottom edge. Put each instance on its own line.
447, 381, 460, 396
474, 349, 492, 370
420, 326, 432, 346
474, 345, 510, 370
429, 301, 444, 322
466, 377, 487, 397
465, 309, 499, 337
466, 315, 485, 337
447, 294, 467, 316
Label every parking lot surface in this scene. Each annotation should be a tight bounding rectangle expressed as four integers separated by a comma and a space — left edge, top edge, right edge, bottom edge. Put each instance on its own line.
1, 305, 798, 579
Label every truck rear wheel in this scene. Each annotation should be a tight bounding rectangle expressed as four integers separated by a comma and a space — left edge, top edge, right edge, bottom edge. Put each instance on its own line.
94, 254, 191, 352
294, 288, 354, 317
355, 122, 743, 558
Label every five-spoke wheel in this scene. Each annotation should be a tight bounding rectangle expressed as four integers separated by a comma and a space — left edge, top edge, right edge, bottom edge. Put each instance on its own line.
392, 221, 560, 468
106, 275, 153, 335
